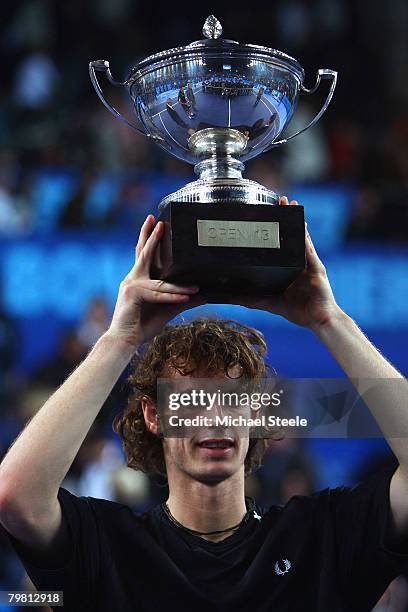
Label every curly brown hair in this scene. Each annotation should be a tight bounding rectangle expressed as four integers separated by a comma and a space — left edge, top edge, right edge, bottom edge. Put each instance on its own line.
113, 317, 273, 477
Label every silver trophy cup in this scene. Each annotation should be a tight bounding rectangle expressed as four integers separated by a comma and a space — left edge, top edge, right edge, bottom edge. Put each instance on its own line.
90, 15, 337, 295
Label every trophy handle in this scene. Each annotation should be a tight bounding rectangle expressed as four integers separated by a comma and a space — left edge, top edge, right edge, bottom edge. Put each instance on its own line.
89, 60, 164, 143
263, 68, 337, 151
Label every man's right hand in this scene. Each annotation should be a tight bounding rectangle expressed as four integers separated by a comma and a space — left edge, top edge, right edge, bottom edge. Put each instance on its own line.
107, 214, 203, 349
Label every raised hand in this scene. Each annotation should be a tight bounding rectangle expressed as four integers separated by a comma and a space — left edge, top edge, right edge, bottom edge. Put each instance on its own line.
232, 197, 342, 330
107, 215, 203, 348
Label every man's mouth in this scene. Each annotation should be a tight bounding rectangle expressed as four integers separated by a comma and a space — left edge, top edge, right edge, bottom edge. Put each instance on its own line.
196, 438, 235, 455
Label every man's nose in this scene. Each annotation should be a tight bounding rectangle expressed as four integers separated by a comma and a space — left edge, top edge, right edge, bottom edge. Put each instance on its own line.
211, 403, 225, 418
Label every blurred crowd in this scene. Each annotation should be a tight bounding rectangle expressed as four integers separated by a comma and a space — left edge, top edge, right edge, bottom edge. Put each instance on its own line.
0, 1, 408, 609
0, 0, 407, 238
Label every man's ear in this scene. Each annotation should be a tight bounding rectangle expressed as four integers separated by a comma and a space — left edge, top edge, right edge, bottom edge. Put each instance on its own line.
141, 396, 160, 436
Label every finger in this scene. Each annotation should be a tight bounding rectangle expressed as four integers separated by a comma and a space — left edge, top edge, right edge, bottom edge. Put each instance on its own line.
135, 215, 155, 260
279, 195, 289, 205
137, 287, 192, 303
182, 294, 207, 310
155, 294, 207, 320
135, 221, 164, 277
290, 199, 298, 206
139, 279, 200, 294
305, 226, 325, 273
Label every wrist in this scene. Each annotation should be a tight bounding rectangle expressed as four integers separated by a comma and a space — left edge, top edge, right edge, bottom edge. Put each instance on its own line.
95, 330, 140, 364
309, 306, 351, 338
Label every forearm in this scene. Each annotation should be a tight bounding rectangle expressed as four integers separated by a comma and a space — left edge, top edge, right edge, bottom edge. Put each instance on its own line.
314, 309, 402, 378
0, 332, 134, 514
314, 309, 408, 467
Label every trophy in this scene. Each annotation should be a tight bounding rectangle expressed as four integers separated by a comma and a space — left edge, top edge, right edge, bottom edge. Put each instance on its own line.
89, 15, 337, 295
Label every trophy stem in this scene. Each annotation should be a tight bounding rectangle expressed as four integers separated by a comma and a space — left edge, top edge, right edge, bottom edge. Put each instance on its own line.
194, 158, 244, 180
158, 128, 279, 209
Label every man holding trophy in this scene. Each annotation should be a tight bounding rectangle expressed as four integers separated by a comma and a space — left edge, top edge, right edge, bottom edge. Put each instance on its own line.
1, 15, 408, 612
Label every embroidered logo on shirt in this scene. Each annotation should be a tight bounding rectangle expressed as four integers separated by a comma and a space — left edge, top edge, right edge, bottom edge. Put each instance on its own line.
274, 559, 292, 576
253, 510, 262, 521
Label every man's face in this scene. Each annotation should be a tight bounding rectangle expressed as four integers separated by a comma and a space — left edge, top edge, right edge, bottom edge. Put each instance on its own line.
161, 367, 250, 485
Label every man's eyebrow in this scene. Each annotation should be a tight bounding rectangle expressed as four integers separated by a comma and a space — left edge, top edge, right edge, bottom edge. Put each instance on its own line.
166, 382, 243, 394
167, 385, 201, 394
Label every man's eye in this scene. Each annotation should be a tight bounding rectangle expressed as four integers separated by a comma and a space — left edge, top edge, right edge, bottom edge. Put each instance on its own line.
224, 402, 242, 410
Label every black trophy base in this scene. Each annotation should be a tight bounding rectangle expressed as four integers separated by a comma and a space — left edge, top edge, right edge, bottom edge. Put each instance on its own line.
151, 201, 305, 297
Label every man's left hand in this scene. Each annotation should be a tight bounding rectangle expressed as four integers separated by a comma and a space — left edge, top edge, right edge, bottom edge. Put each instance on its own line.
230, 196, 343, 331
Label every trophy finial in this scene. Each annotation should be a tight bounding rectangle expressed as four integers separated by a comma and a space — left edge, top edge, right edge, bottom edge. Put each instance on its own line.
203, 15, 222, 39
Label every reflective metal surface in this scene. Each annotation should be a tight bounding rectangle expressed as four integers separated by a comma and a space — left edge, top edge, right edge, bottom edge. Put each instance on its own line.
89, 16, 337, 207
202, 15, 222, 39
157, 175, 280, 208
129, 52, 300, 165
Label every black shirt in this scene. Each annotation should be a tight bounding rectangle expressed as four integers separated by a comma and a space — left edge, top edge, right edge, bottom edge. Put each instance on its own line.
6, 464, 408, 612
178, 90, 188, 105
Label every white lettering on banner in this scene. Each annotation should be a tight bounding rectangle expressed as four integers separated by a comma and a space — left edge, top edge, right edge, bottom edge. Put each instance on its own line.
1, 242, 408, 328
2, 243, 131, 317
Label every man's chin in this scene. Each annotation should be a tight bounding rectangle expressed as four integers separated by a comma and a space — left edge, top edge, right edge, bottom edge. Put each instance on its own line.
190, 461, 239, 484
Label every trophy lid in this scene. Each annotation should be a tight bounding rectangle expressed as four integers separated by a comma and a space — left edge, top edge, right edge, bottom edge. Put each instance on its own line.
90, 13, 337, 172
129, 16, 304, 83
